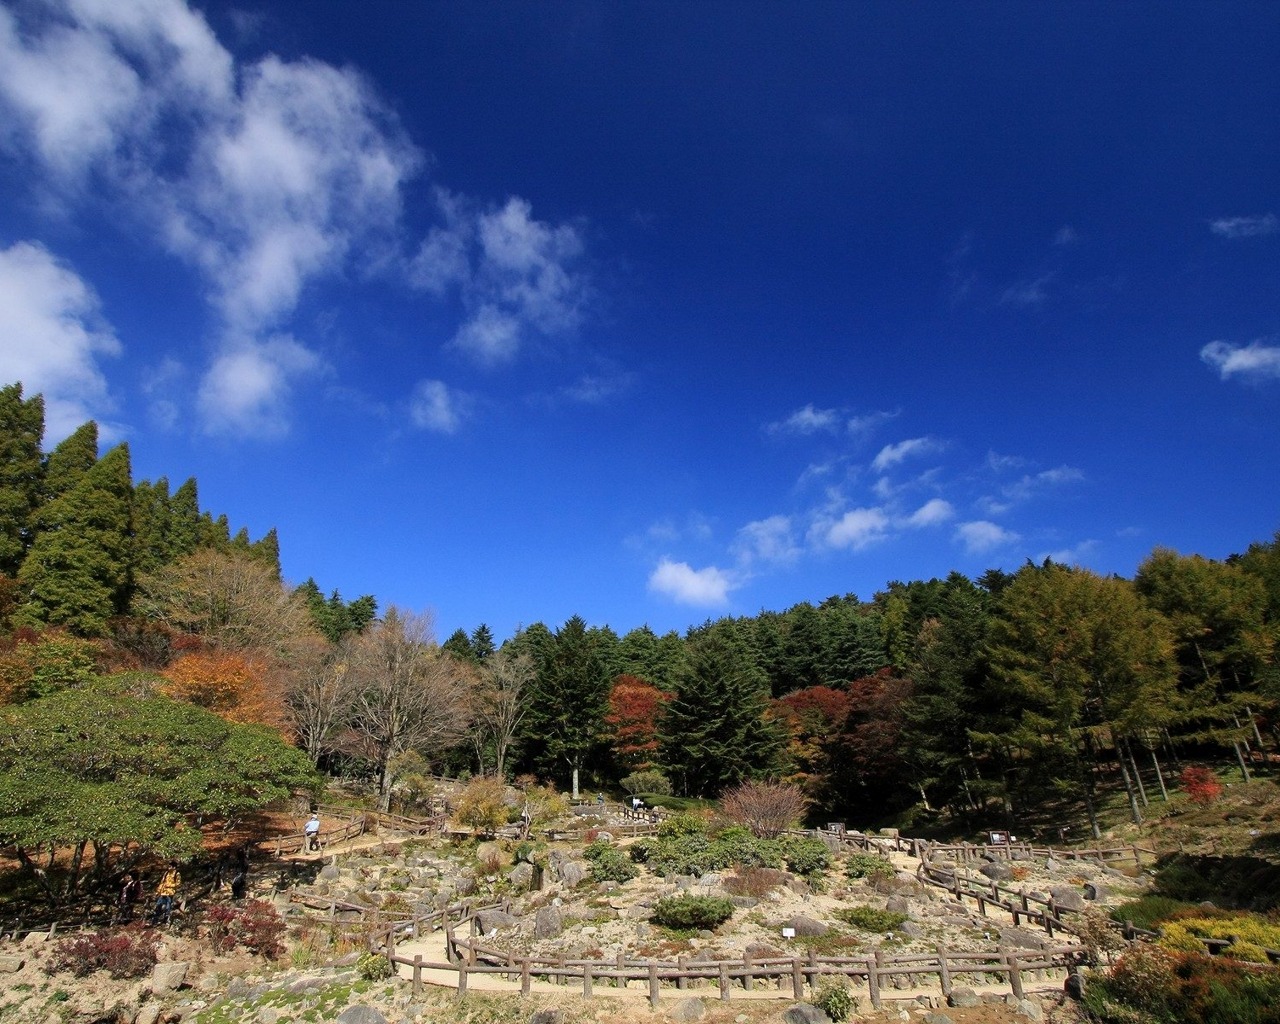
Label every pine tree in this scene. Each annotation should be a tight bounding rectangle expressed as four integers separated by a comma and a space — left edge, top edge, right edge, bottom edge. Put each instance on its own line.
470, 623, 496, 661
660, 623, 787, 796
250, 527, 281, 577
42, 421, 98, 501
167, 478, 201, 558
131, 477, 172, 577
0, 383, 45, 576
17, 443, 133, 635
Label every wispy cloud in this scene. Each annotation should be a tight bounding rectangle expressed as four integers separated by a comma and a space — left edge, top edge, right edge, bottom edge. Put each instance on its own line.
905, 498, 954, 528
1209, 214, 1278, 239
410, 378, 469, 434
999, 273, 1054, 307
648, 558, 736, 606
1201, 340, 1280, 382
0, 0, 420, 438
412, 193, 589, 366
766, 403, 841, 437
956, 520, 1020, 554
871, 436, 941, 472
732, 515, 801, 566
1039, 539, 1098, 565
808, 507, 891, 551
0, 241, 120, 440
1053, 225, 1079, 246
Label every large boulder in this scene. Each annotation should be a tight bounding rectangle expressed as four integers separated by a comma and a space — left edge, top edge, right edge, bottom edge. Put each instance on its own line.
535, 906, 564, 939
783, 1003, 832, 1024
783, 915, 829, 937
476, 909, 520, 933
336, 1008, 388, 1024
150, 961, 189, 996
1049, 886, 1086, 912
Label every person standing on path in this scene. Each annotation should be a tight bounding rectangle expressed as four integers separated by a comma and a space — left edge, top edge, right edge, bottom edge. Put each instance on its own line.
304, 813, 321, 852
150, 862, 180, 926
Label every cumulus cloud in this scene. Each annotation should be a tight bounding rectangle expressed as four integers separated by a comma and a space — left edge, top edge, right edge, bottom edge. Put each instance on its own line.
648, 558, 735, 606
197, 335, 322, 438
1201, 340, 1280, 382
733, 515, 800, 566
956, 520, 1020, 554
871, 436, 940, 472
1209, 214, 1278, 239
809, 507, 890, 551
905, 498, 954, 528
410, 378, 468, 434
766, 404, 841, 436
411, 193, 589, 366
0, 0, 420, 437
0, 240, 120, 440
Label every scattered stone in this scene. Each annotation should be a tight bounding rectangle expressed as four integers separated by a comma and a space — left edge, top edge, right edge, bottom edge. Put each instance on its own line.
534, 906, 564, 939
257, 1009, 280, 1024
150, 961, 189, 996
336, 1007, 388, 1024
1048, 886, 1085, 912
476, 909, 520, 933
885, 895, 910, 914
1064, 967, 1087, 1000
947, 986, 980, 1008
979, 862, 1014, 881
135, 1004, 163, 1024
923, 1013, 954, 1024
528, 1011, 563, 1024
671, 996, 706, 1020
0, 955, 23, 972
782, 915, 829, 937
782, 1003, 831, 1024
1015, 997, 1043, 1020
1083, 881, 1107, 902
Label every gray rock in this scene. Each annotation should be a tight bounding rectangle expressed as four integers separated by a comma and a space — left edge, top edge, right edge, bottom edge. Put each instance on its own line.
885, 895, 910, 914
135, 1005, 163, 1024
336, 1007, 388, 1024
1049, 886, 1085, 912
0, 955, 23, 972
782, 1003, 831, 1024
979, 862, 1014, 881
528, 1011, 563, 1024
257, 1009, 280, 1024
672, 997, 706, 1021
1064, 968, 1087, 1000
729, 896, 759, 909
898, 921, 925, 939
948, 986, 980, 1008
923, 1014, 954, 1024
535, 905, 563, 939
559, 861, 586, 887
507, 863, 534, 890
476, 909, 520, 933
150, 961, 189, 996
1015, 998, 1044, 1020
783, 915, 829, 937
1083, 882, 1107, 902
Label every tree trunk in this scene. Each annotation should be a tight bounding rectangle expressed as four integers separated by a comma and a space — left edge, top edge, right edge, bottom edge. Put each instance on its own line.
1111, 730, 1143, 825
917, 783, 932, 812
378, 761, 393, 812
1124, 737, 1149, 807
571, 763, 580, 800
1234, 740, 1252, 783
1151, 747, 1169, 801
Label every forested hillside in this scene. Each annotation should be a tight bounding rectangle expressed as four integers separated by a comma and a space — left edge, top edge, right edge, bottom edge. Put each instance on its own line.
2, 378, 1278, 839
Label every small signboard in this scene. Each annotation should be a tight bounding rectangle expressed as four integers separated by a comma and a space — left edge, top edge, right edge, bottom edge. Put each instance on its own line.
987, 829, 1012, 845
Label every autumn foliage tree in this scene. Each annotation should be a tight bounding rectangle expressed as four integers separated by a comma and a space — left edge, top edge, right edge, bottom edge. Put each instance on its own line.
161, 650, 289, 734
606, 674, 669, 770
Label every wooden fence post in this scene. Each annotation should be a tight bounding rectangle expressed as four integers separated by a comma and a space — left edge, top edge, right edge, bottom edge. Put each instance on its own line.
413, 954, 422, 998
868, 953, 882, 1010
583, 963, 593, 998
791, 959, 804, 999
521, 960, 531, 997
677, 955, 687, 990
1005, 952, 1024, 1000
457, 963, 468, 997
743, 951, 754, 991
936, 944, 952, 1000
649, 963, 661, 1008
719, 962, 731, 1001
617, 951, 627, 988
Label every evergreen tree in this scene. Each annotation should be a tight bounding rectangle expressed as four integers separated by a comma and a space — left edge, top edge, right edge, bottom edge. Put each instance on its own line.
250, 527, 282, 577
167, 478, 201, 558
131, 477, 172, 577
660, 623, 786, 796
442, 628, 476, 663
0, 383, 45, 576
17, 443, 133, 635
470, 623, 496, 662
41, 421, 97, 502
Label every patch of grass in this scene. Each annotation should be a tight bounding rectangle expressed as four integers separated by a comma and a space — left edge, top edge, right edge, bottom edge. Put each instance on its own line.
833, 906, 909, 932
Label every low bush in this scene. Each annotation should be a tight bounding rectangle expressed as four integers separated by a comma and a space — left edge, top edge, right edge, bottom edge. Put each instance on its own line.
621, 770, 672, 796
844, 853, 894, 881
651, 893, 735, 931
782, 836, 831, 878
584, 840, 639, 883
1085, 944, 1280, 1024
1110, 894, 1200, 931
356, 951, 393, 981
833, 906, 908, 932
203, 899, 286, 958
812, 979, 855, 1022
724, 866, 791, 897
657, 813, 709, 839
49, 929, 160, 979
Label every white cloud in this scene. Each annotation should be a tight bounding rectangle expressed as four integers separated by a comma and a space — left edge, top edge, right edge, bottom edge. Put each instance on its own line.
847, 409, 898, 437
648, 558, 735, 606
766, 404, 840, 436
998, 465, 1085, 503
410, 378, 467, 434
872, 436, 940, 472
414, 193, 590, 366
999, 274, 1053, 307
810, 507, 890, 551
1053, 225, 1079, 246
0, 240, 120, 440
733, 515, 800, 566
1209, 214, 1278, 239
1201, 340, 1280, 382
1039, 539, 1098, 565
0, 0, 420, 438
197, 335, 322, 438
956, 520, 1020, 554
905, 498, 954, 528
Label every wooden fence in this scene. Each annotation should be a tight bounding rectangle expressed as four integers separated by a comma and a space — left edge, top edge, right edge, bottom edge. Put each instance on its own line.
269, 811, 367, 857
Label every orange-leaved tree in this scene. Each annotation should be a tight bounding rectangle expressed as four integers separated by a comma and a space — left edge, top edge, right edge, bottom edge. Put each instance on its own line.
605, 674, 670, 770
161, 650, 290, 735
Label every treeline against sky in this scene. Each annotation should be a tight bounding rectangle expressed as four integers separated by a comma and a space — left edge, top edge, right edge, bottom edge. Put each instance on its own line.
2, 379, 1279, 829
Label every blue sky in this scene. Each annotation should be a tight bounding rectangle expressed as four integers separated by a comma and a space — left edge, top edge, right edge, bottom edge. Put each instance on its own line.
1, 0, 1277, 642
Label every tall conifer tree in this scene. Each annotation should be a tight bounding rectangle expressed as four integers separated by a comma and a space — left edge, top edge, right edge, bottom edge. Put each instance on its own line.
0, 384, 45, 576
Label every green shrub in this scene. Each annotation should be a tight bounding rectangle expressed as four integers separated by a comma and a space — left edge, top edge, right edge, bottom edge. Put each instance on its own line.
356, 951, 393, 981
834, 906, 908, 932
584, 840, 639, 883
812, 980, 854, 1022
651, 893, 735, 931
621, 770, 672, 796
658, 813, 708, 839
1110, 895, 1200, 931
845, 853, 894, 881
782, 836, 831, 877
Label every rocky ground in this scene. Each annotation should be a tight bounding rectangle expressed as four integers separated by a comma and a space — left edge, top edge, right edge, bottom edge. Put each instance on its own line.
0, 817, 1142, 1024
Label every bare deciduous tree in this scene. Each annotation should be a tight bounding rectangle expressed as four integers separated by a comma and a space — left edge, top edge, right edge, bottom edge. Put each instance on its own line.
346, 607, 471, 810
136, 548, 315, 656
470, 648, 534, 779
285, 633, 361, 765
719, 779, 808, 838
